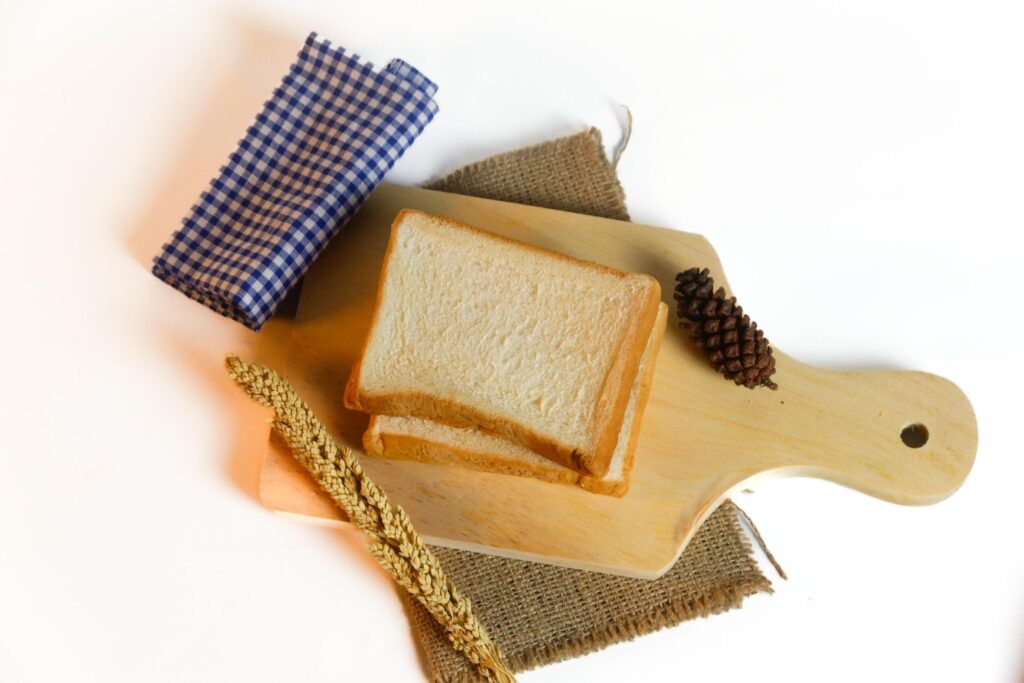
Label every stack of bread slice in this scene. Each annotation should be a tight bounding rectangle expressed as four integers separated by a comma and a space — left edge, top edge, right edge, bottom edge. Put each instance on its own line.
344, 209, 667, 497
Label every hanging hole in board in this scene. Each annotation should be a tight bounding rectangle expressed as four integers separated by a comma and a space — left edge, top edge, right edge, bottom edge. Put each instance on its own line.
900, 423, 929, 448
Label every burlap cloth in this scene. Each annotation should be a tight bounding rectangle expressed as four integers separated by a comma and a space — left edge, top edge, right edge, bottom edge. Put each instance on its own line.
401, 128, 774, 682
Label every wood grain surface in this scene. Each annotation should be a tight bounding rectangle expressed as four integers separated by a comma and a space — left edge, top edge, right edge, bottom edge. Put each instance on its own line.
258, 183, 977, 578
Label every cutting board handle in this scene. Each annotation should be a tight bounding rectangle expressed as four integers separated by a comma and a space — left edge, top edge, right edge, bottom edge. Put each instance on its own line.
765, 362, 978, 505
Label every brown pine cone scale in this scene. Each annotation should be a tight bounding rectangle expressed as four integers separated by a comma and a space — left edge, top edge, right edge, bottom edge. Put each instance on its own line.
673, 267, 778, 390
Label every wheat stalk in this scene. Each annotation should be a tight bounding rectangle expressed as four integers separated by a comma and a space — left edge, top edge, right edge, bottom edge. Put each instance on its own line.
225, 355, 515, 682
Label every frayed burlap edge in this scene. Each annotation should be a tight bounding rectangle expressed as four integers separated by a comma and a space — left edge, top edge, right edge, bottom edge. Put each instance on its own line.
499, 506, 770, 678
406, 501, 772, 682
427, 128, 630, 222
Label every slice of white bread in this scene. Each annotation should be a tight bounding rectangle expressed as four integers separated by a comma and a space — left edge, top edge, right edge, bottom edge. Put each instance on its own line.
363, 303, 668, 497
344, 209, 662, 477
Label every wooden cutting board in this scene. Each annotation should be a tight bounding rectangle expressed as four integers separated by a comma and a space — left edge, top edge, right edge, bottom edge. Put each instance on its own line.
258, 183, 977, 579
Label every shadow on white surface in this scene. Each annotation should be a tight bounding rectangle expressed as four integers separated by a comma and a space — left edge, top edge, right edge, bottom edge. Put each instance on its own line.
1017, 603, 1024, 683
153, 321, 269, 501
120, 16, 305, 502
121, 17, 301, 270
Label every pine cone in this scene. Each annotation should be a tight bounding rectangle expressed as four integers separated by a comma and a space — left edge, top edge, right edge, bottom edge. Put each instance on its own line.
673, 267, 778, 390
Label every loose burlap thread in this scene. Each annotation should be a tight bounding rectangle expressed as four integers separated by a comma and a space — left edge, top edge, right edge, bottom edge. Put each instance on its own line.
401, 128, 774, 682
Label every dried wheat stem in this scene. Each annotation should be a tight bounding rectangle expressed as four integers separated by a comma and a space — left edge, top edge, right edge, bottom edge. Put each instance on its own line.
225, 354, 515, 682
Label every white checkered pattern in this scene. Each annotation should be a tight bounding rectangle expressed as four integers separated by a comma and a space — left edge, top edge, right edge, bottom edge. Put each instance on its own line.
152, 32, 439, 330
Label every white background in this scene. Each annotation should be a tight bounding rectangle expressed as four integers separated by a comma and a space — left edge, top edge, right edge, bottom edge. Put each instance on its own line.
2, 1, 1022, 681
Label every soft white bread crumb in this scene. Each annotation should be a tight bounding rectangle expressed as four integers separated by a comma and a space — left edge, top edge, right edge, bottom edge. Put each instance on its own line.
345, 210, 662, 476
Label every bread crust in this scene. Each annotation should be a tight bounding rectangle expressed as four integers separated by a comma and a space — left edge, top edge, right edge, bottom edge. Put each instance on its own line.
345, 208, 663, 476
342, 209, 410, 413
363, 416, 578, 485
578, 304, 666, 496
352, 389, 578, 471
582, 278, 660, 476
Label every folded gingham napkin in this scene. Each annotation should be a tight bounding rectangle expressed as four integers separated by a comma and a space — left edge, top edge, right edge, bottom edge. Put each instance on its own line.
153, 32, 439, 330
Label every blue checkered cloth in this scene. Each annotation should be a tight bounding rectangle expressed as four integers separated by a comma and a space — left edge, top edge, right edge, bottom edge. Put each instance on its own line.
152, 32, 439, 330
